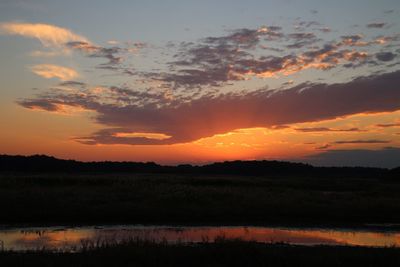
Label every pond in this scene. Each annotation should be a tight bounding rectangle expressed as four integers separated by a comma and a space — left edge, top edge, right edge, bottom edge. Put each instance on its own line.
0, 225, 399, 251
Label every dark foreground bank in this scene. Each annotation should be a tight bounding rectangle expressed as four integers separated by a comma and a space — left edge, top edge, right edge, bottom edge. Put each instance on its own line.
1, 239, 400, 267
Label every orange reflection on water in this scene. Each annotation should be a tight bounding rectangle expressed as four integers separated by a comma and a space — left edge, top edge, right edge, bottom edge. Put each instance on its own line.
1, 226, 400, 251
0, 228, 95, 251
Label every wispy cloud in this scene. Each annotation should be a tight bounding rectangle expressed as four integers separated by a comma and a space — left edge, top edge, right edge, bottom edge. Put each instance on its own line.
136, 25, 397, 91
30, 64, 78, 81
366, 22, 387, 28
333, 140, 390, 144
203, 26, 284, 48
66, 41, 123, 66
286, 32, 319, 48
376, 123, 400, 128
0, 22, 87, 47
4, 21, 398, 94
315, 144, 332, 150
295, 127, 362, 132
0, 21, 130, 66
58, 80, 86, 87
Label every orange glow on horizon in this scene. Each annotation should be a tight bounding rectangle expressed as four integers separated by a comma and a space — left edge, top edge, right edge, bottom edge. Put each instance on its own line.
1, 107, 399, 164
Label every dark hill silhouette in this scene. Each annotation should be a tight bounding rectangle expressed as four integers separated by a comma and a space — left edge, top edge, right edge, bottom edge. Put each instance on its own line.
0, 154, 397, 178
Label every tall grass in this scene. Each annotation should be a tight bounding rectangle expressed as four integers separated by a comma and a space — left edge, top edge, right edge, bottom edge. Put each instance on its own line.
1, 238, 400, 267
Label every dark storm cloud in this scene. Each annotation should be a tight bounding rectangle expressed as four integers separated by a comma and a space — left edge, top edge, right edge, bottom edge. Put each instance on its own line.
18, 70, 400, 145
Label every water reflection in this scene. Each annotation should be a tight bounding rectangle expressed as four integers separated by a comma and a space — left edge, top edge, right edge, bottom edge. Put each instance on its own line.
0, 226, 399, 251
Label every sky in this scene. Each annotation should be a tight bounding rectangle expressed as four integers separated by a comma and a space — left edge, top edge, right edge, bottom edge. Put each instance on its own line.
0, 0, 400, 167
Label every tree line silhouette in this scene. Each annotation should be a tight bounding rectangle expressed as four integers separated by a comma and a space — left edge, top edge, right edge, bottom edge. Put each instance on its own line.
0, 154, 398, 178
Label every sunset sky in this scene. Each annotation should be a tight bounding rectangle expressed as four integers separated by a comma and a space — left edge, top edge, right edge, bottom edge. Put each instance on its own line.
1, 0, 400, 167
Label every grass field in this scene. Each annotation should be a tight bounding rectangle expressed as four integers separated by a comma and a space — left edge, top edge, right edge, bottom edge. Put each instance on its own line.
1, 172, 400, 226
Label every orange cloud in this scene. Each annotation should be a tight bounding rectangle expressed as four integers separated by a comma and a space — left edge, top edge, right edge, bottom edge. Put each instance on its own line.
113, 132, 172, 140
0, 22, 87, 47
26, 103, 88, 115
30, 64, 78, 81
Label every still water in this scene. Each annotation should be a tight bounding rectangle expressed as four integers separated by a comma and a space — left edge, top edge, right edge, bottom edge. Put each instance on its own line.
0, 225, 399, 251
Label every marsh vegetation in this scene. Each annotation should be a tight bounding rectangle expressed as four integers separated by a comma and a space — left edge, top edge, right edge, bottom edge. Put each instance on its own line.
1, 171, 399, 226
1, 238, 400, 267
